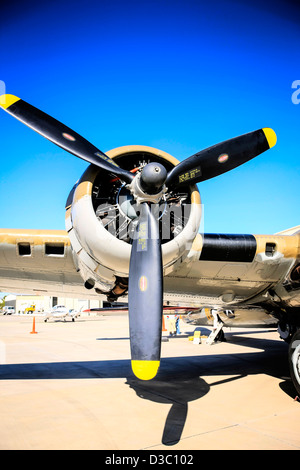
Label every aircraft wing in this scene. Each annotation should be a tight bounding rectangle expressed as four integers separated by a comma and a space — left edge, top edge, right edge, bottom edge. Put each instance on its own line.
1, 227, 299, 312
163, 230, 300, 310
0, 228, 100, 299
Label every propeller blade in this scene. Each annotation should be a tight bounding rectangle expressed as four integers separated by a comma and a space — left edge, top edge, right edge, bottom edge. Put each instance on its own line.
128, 202, 163, 380
166, 128, 277, 188
0, 94, 133, 184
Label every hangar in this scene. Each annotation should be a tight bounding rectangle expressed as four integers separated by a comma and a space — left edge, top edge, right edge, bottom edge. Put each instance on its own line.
1, 293, 103, 315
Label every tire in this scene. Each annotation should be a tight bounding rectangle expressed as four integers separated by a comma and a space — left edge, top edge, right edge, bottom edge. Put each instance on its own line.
288, 329, 300, 396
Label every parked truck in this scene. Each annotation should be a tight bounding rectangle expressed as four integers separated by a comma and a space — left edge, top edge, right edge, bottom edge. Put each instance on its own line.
24, 305, 36, 314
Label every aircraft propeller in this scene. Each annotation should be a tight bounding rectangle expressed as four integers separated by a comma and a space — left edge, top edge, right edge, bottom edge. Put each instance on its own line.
0, 94, 277, 380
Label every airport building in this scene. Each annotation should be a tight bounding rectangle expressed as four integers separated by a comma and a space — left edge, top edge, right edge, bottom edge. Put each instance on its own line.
2, 293, 103, 314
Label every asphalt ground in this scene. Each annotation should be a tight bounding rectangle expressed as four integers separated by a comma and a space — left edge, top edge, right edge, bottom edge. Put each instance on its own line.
0, 313, 299, 451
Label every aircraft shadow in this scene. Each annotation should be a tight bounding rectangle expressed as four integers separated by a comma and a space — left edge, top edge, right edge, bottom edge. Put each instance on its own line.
0, 333, 294, 446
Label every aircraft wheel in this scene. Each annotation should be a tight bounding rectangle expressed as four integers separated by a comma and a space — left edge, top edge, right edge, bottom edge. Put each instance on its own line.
278, 322, 294, 343
289, 329, 300, 395
72, 318, 75, 322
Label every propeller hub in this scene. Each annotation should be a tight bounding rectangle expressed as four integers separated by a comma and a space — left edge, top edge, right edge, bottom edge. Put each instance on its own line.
128, 162, 167, 204
140, 162, 167, 195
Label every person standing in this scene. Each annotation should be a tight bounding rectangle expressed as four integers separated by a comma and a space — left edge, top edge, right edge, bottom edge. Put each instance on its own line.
176, 315, 181, 335
168, 315, 176, 336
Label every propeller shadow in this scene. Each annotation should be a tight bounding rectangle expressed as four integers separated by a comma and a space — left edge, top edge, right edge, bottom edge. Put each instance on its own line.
126, 376, 210, 446
0, 333, 292, 446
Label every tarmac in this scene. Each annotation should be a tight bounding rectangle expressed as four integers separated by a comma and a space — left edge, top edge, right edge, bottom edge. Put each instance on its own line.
0, 313, 300, 451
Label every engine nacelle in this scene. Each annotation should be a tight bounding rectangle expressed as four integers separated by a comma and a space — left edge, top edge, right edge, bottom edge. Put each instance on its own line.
65, 145, 202, 299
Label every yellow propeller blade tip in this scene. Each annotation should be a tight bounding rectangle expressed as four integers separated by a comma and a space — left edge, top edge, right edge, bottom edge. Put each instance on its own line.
263, 127, 277, 148
131, 360, 160, 381
0, 94, 20, 110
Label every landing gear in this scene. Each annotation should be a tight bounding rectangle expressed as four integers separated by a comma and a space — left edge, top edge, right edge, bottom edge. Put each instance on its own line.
288, 329, 300, 396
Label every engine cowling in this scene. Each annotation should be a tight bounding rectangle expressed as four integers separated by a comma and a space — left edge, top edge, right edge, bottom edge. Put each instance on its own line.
65, 145, 202, 299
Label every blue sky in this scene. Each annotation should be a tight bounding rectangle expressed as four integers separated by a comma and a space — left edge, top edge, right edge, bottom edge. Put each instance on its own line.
0, 0, 299, 234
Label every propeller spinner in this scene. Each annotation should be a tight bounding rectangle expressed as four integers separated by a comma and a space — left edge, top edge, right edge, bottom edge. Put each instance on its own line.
0, 93, 277, 380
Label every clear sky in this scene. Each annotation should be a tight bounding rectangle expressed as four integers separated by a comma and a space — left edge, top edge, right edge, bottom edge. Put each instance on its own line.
0, 0, 299, 235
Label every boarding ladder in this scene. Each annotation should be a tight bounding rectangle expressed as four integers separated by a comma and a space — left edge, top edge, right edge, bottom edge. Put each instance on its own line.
206, 309, 224, 345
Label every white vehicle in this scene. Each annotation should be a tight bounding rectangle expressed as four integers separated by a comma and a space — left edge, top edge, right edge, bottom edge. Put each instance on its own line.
44, 305, 79, 322
3, 306, 15, 315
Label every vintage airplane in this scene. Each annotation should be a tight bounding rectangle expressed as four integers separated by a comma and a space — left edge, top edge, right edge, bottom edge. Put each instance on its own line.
0, 94, 299, 394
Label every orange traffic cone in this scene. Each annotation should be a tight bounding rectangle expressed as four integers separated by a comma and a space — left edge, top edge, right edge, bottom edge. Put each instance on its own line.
162, 315, 167, 332
30, 316, 37, 334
